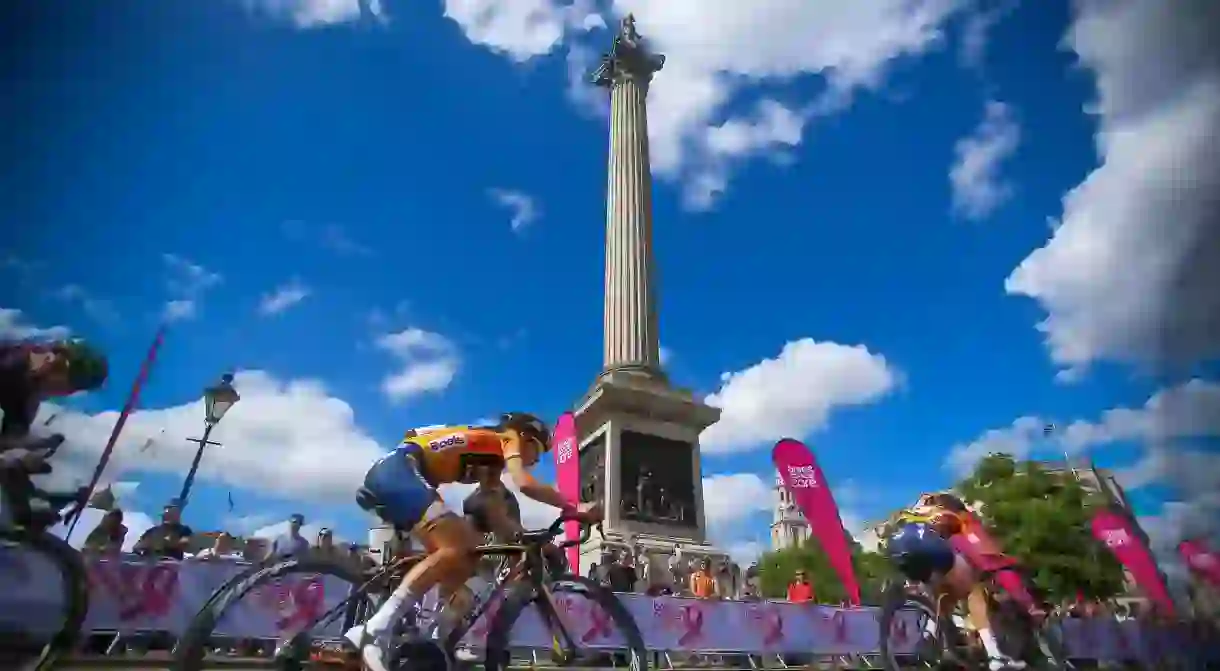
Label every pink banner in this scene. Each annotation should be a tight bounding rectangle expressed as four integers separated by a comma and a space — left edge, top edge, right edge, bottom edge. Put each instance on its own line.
1178, 539, 1220, 588
3, 553, 1219, 660
771, 439, 860, 605
552, 412, 580, 570
68, 325, 166, 539
1091, 508, 1175, 616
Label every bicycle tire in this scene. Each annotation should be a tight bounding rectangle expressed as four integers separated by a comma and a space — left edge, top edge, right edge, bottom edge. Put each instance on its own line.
481, 575, 647, 671
877, 582, 961, 671
1028, 615, 1070, 670
0, 529, 89, 671
169, 554, 385, 671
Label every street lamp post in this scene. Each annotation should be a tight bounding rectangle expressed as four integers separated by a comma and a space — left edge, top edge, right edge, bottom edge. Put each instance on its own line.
177, 372, 240, 510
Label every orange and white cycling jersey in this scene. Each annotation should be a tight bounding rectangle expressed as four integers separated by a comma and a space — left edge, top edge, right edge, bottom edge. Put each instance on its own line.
402, 425, 509, 485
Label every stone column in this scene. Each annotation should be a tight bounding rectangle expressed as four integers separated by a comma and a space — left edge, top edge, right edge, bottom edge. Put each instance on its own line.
593, 15, 667, 381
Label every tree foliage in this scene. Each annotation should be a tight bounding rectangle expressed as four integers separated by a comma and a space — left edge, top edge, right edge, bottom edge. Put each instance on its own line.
953, 453, 1127, 603
756, 531, 897, 605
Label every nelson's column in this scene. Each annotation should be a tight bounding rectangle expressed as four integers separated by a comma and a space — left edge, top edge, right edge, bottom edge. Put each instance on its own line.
574, 15, 726, 582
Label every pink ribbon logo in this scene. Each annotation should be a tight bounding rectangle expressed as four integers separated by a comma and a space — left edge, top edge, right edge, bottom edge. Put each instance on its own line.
889, 615, 910, 645
749, 605, 784, 645
555, 595, 612, 643
583, 602, 614, 643
277, 576, 325, 632
819, 609, 848, 643
678, 604, 704, 646
251, 575, 326, 632
89, 561, 179, 621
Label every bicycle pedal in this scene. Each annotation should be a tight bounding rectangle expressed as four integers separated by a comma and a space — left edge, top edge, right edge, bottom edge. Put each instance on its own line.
396, 641, 448, 671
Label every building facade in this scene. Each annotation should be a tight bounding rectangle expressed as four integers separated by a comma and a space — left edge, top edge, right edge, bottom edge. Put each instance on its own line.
771, 473, 811, 550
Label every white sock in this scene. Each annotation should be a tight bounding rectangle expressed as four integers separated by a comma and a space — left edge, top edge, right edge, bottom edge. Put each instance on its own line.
364, 591, 418, 638
923, 618, 938, 639
978, 629, 1003, 659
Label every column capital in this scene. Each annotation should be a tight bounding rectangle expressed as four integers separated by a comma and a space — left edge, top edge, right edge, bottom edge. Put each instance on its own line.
590, 14, 665, 88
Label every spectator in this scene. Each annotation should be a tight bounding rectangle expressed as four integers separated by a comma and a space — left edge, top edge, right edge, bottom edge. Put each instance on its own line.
786, 569, 814, 603
132, 501, 193, 559
347, 542, 375, 571
243, 537, 269, 562
82, 509, 127, 554
743, 561, 761, 599
714, 560, 737, 599
690, 558, 716, 599
605, 551, 637, 593
196, 532, 242, 560
314, 527, 340, 559
267, 513, 309, 559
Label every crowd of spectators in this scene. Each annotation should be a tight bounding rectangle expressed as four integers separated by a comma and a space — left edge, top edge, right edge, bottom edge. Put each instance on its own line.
81, 502, 372, 568
77, 503, 375, 658
585, 546, 763, 600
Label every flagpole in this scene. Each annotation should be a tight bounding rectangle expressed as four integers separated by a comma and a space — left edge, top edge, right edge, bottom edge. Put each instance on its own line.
65, 325, 167, 541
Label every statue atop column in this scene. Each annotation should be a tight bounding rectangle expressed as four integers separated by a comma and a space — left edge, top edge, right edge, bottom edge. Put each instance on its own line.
591, 13, 665, 88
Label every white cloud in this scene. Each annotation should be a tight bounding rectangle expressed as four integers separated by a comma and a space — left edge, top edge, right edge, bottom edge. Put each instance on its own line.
1057, 379, 1220, 455
949, 100, 1020, 220
1004, 0, 1220, 374
700, 339, 900, 453
702, 473, 773, 529
161, 254, 222, 323
725, 540, 764, 565
957, 0, 1016, 70
441, 0, 602, 62
163, 300, 196, 323
945, 379, 1220, 559
375, 328, 460, 402
32, 370, 386, 502
52, 285, 121, 327
488, 188, 541, 233
0, 307, 69, 341
258, 280, 311, 316
945, 415, 1053, 476
245, 0, 385, 28
446, 0, 967, 208
947, 379, 1220, 476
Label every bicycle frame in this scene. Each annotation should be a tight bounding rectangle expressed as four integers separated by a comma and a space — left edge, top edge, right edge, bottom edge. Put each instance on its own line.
282, 537, 579, 656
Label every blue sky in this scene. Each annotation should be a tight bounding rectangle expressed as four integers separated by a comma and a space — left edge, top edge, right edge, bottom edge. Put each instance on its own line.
3, 0, 1218, 573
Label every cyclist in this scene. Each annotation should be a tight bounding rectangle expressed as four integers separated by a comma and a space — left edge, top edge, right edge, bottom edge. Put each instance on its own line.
0, 338, 109, 445
346, 413, 601, 671
462, 464, 568, 579
884, 492, 1044, 671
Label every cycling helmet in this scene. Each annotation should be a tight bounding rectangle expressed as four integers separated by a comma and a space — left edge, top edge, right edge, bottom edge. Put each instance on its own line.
932, 491, 967, 512
499, 412, 551, 451
56, 339, 109, 390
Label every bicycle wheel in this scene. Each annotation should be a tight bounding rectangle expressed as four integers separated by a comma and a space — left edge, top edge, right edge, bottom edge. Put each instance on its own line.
481, 575, 647, 671
170, 554, 384, 671
878, 581, 961, 671
0, 529, 89, 671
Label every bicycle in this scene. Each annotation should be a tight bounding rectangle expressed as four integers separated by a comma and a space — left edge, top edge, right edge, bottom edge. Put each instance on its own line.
878, 569, 1070, 670
0, 433, 91, 671
171, 511, 648, 671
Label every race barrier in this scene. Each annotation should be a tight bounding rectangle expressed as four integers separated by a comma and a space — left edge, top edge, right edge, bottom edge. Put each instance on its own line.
1, 551, 1218, 662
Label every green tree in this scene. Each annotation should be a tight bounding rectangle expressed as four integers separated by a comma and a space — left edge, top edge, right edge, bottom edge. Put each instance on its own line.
757, 532, 897, 605
954, 453, 1127, 603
